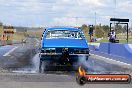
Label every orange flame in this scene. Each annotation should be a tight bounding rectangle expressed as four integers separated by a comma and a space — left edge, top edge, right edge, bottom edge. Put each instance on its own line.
78, 66, 86, 76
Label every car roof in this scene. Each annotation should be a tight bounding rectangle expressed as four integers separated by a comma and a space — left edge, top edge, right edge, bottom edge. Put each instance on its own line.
46, 27, 81, 31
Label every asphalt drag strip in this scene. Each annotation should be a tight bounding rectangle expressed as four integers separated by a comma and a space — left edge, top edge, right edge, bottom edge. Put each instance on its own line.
0, 38, 39, 73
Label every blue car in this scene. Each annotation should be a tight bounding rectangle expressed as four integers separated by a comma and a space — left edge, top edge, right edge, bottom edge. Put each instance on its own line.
39, 27, 89, 72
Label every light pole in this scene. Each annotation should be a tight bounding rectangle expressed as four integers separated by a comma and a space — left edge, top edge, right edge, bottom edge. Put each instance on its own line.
114, 0, 117, 14
114, 0, 117, 30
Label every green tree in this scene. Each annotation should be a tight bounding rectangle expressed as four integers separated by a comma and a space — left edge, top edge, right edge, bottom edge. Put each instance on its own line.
0, 22, 3, 38
95, 26, 105, 38
122, 25, 127, 32
81, 24, 89, 40
102, 25, 109, 33
115, 24, 123, 33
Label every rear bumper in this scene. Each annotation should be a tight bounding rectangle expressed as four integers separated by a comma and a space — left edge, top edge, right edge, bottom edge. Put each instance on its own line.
39, 53, 89, 62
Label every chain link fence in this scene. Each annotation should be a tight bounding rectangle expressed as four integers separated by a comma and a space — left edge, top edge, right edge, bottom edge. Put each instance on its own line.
115, 24, 132, 43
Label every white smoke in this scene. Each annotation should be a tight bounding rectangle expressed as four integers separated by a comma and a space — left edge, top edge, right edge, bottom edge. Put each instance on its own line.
75, 55, 89, 72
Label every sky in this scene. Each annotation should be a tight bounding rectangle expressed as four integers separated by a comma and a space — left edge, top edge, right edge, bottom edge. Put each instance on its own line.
0, 0, 132, 27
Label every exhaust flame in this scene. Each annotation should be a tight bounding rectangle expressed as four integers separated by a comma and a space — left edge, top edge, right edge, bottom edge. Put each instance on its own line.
78, 66, 86, 76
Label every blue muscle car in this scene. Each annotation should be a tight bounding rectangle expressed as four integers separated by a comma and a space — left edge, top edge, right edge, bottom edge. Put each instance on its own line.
39, 27, 89, 72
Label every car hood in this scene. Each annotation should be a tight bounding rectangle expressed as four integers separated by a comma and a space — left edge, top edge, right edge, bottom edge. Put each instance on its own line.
42, 39, 88, 49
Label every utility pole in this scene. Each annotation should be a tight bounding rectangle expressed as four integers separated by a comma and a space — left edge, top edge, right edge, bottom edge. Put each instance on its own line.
75, 17, 79, 27
95, 12, 97, 30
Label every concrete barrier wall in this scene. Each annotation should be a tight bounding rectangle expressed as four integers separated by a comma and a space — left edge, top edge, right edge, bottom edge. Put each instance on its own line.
110, 43, 127, 58
99, 42, 132, 58
89, 45, 99, 51
89, 43, 100, 51
98, 42, 132, 64
99, 42, 110, 54
89, 45, 96, 51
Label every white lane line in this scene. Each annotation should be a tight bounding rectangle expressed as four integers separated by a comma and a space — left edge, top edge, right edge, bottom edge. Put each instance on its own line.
90, 53, 131, 66
35, 38, 40, 43
35, 38, 40, 46
3, 46, 18, 56
12, 70, 37, 74
35, 43, 39, 46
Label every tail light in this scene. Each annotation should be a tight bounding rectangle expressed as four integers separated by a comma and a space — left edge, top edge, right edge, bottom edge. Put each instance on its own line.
74, 49, 89, 54
41, 48, 56, 54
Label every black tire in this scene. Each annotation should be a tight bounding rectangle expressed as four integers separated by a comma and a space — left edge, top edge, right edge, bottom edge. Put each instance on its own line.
39, 60, 42, 73
39, 60, 45, 73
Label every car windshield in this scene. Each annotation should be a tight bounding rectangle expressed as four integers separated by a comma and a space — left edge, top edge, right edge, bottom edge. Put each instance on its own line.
46, 30, 85, 39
